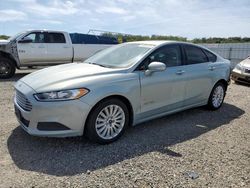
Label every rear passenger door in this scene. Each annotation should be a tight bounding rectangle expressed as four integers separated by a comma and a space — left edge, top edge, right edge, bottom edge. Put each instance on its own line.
181, 44, 216, 106
46, 32, 73, 63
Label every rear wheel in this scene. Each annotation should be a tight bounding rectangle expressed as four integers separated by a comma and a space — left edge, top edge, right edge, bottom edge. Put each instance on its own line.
0, 57, 16, 79
85, 98, 129, 144
207, 82, 226, 110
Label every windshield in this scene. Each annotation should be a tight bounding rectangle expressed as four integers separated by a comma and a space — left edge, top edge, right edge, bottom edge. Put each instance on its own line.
9, 31, 26, 41
83, 43, 153, 68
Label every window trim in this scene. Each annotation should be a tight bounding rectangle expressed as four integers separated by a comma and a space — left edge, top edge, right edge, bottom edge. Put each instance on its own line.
135, 44, 184, 71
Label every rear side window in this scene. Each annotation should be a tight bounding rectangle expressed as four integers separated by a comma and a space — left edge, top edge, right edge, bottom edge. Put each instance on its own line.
47, 33, 66, 43
203, 49, 217, 62
184, 45, 208, 64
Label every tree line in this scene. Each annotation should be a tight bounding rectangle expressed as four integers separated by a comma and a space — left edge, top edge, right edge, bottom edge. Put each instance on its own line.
0, 35, 9, 40
1, 33, 250, 43
102, 33, 250, 43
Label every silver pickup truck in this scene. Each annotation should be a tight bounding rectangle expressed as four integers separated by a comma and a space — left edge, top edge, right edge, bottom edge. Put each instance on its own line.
0, 30, 117, 78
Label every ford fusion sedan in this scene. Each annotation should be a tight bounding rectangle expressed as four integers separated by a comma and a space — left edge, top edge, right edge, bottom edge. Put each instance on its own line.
14, 41, 231, 144
231, 56, 250, 84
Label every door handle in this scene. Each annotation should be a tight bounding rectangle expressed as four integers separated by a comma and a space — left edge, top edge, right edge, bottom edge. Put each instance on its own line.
63, 46, 70, 48
38, 46, 45, 49
176, 70, 185, 75
209, 66, 216, 71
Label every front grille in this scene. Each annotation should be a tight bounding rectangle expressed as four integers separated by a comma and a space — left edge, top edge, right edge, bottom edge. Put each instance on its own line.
15, 90, 32, 111
245, 69, 250, 74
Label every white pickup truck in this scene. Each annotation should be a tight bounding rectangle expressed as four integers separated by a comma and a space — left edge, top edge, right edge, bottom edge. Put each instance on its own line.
0, 30, 117, 78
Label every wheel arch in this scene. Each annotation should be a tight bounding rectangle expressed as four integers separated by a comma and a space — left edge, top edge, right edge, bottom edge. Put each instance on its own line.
0, 51, 18, 68
84, 94, 134, 134
215, 79, 228, 91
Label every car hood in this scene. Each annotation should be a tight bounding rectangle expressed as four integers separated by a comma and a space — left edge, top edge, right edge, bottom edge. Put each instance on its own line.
240, 57, 250, 68
0, 40, 9, 45
20, 63, 124, 92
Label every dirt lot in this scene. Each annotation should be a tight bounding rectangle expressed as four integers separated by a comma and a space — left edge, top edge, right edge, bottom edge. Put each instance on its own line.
0, 69, 249, 188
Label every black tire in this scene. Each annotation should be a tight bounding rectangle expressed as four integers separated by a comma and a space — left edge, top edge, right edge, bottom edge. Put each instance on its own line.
0, 57, 16, 79
85, 98, 129, 144
207, 82, 226, 110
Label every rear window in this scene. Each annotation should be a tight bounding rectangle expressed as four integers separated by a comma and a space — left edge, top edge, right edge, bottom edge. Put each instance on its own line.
47, 33, 66, 43
203, 49, 217, 62
184, 45, 208, 64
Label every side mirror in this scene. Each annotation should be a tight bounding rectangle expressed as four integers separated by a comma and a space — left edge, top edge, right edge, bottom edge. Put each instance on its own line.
18, 37, 33, 43
145, 62, 166, 76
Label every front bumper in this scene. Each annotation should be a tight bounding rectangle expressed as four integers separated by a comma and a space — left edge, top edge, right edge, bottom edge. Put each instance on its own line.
14, 82, 92, 137
231, 70, 250, 84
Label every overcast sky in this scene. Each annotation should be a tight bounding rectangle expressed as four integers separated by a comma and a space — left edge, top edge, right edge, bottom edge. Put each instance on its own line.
0, 0, 250, 39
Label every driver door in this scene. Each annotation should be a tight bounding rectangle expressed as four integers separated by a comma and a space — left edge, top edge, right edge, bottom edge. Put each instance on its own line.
138, 44, 187, 119
17, 32, 47, 64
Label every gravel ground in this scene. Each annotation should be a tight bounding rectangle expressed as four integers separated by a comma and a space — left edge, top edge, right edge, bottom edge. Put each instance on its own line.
0, 69, 249, 188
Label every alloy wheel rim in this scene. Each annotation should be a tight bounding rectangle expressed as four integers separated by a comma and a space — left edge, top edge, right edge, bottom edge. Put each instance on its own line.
95, 104, 125, 140
212, 85, 224, 108
0, 61, 10, 75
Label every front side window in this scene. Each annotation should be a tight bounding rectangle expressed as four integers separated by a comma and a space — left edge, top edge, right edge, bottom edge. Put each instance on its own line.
184, 45, 208, 64
24, 32, 45, 43
140, 45, 182, 70
47, 33, 66, 43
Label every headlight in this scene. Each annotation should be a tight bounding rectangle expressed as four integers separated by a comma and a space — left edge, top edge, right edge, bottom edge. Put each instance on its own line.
235, 64, 243, 71
34, 88, 89, 101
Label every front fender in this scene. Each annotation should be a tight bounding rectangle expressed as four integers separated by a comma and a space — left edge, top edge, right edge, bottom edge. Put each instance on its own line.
79, 76, 141, 118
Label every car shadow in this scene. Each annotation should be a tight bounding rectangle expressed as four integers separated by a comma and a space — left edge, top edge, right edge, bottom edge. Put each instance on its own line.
0, 67, 43, 82
0, 73, 30, 82
233, 81, 250, 87
7, 103, 244, 176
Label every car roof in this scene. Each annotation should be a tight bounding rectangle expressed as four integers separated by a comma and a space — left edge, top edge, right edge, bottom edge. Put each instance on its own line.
127, 40, 199, 47
126, 40, 221, 58
23, 29, 67, 33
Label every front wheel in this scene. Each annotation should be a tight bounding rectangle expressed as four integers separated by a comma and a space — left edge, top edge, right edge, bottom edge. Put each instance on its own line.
0, 57, 16, 79
207, 82, 226, 110
85, 98, 129, 144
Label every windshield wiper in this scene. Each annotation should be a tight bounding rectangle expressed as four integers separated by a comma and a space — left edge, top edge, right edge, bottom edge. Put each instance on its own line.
89, 62, 113, 68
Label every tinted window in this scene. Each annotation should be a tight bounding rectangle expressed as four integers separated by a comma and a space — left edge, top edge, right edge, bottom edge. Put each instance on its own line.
47, 33, 66, 43
141, 45, 182, 69
24, 32, 45, 43
184, 45, 208, 64
203, 49, 217, 62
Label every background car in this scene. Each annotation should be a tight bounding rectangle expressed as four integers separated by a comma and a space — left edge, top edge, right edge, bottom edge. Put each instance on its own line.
231, 56, 250, 84
14, 41, 231, 144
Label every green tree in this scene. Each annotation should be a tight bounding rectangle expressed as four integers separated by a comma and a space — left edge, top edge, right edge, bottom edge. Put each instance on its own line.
0, 35, 10, 40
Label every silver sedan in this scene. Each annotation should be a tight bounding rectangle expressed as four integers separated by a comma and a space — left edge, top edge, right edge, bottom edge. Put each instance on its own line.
231, 57, 250, 84
14, 41, 231, 144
